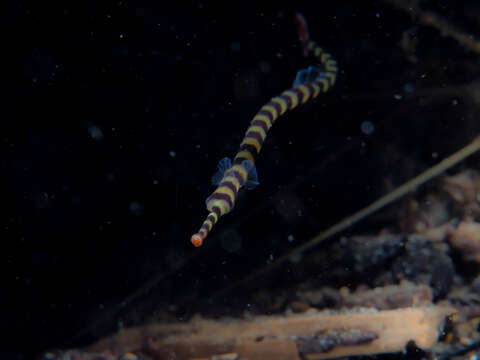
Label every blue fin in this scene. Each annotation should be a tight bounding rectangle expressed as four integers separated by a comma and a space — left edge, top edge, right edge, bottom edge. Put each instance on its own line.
241, 159, 259, 190
293, 65, 325, 86
211, 157, 259, 190
211, 157, 232, 186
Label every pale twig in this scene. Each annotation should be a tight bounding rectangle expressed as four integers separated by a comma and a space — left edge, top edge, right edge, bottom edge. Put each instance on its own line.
209, 136, 480, 300
384, 0, 480, 54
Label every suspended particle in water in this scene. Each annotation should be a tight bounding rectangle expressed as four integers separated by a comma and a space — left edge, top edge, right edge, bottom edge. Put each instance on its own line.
88, 125, 103, 140
41, 352, 56, 360
288, 234, 295, 242
230, 42, 241, 52
259, 61, 272, 74
129, 201, 144, 216
403, 83, 415, 93
360, 121, 375, 135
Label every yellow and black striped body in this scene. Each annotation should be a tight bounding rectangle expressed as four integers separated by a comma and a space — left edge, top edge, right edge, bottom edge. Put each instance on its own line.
191, 13, 338, 247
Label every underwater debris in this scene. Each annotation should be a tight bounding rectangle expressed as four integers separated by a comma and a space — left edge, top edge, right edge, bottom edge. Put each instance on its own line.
444, 170, 480, 218
74, 305, 454, 360
340, 281, 433, 310
383, 0, 480, 54
447, 220, 480, 262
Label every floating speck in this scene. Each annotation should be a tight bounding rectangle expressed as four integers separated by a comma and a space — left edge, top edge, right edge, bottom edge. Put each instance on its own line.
394, 94, 403, 100
259, 61, 272, 74
169, 150, 176, 157
119, 33, 124, 39
403, 83, 415, 93
376, 12, 380, 18
129, 201, 144, 216
287, 234, 295, 242
432, 152, 438, 159
452, 99, 458, 105
360, 121, 375, 135
88, 125, 103, 140
230, 42, 241, 52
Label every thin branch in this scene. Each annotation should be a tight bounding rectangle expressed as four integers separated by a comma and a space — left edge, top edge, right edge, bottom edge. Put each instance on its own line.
209, 136, 480, 301
384, 0, 480, 54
